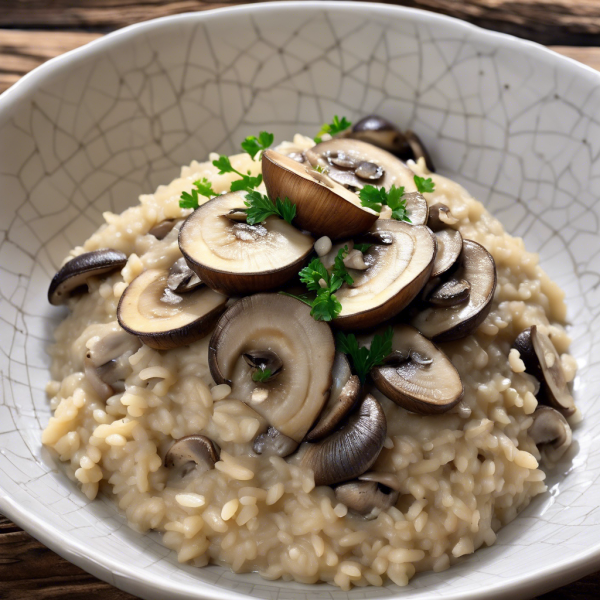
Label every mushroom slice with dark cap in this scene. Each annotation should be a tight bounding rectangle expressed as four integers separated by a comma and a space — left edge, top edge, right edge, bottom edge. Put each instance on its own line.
428, 204, 459, 231
164, 435, 220, 479
298, 394, 387, 486
334, 480, 399, 519
431, 229, 463, 278
261, 150, 378, 239
377, 191, 429, 226
117, 268, 227, 350
334, 220, 436, 331
427, 278, 471, 307
167, 257, 203, 293
411, 240, 496, 342
48, 249, 127, 305
209, 294, 335, 442
344, 115, 411, 158
371, 325, 463, 414
307, 353, 361, 442
528, 406, 573, 463
405, 130, 436, 172
148, 219, 179, 240
253, 426, 299, 458
513, 325, 575, 416
179, 191, 313, 295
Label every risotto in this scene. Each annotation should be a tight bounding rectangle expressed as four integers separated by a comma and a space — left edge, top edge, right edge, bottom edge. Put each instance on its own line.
43, 118, 579, 590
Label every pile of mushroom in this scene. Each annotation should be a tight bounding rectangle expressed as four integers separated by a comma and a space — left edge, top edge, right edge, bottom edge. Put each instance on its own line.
48, 114, 575, 517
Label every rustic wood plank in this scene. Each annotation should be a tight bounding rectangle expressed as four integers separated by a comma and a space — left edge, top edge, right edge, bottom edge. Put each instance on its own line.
1, 0, 600, 45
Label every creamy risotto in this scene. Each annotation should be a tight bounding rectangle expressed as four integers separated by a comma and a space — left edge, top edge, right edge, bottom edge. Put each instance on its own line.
43, 118, 579, 590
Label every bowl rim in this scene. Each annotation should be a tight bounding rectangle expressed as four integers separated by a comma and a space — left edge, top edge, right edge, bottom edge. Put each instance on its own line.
1, 2, 599, 599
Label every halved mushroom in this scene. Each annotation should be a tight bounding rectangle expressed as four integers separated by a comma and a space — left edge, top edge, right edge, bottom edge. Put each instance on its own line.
513, 326, 575, 416
167, 257, 203, 293
528, 406, 573, 463
48, 249, 127, 305
179, 191, 314, 295
405, 130, 436, 172
427, 278, 471, 307
164, 434, 220, 479
253, 426, 299, 458
334, 220, 436, 330
298, 394, 386, 486
431, 229, 463, 278
411, 240, 496, 342
428, 204, 458, 231
261, 150, 378, 239
371, 325, 463, 414
334, 480, 399, 519
209, 294, 335, 442
305, 139, 418, 194
306, 353, 361, 442
344, 115, 410, 158
117, 268, 227, 350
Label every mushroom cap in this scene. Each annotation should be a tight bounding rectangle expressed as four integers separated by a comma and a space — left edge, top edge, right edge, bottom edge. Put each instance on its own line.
345, 115, 411, 158
209, 294, 335, 442
334, 480, 399, 518
253, 426, 299, 458
377, 191, 429, 226
431, 229, 463, 278
410, 240, 497, 342
167, 257, 203, 293
299, 394, 387, 486
178, 191, 314, 295
334, 220, 436, 331
427, 277, 471, 307
164, 435, 220, 477
514, 326, 575, 416
405, 130, 436, 172
371, 324, 463, 414
528, 405, 573, 463
48, 249, 127, 305
261, 149, 378, 239
428, 204, 458, 231
117, 268, 227, 350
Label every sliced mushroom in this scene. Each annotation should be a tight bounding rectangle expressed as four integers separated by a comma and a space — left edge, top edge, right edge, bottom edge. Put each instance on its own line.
376, 191, 429, 226
164, 435, 220, 479
371, 325, 463, 414
427, 278, 471, 307
261, 150, 378, 239
117, 268, 227, 350
299, 394, 386, 486
431, 229, 463, 278
209, 294, 335, 442
167, 257, 203, 293
149, 219, 178, 240
405, 130, 435, 172
243, 350, 283, 383
305, 139, 418, 194
513, 326, 575, 416
334, 480, 399, 519
428, 204, 458, 231
307, 353, 361, 442
528, 406, 573, 463
411, 240, 496, 342
253, 426, 299, 457
358, 471, 400, 490
345, 115, 411, 157
48, 249, 127, 305
179, 191, 313, 295
335, 220, 436, 331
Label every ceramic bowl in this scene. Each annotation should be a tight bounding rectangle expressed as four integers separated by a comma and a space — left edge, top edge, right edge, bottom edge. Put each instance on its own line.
1, 2, 599, 599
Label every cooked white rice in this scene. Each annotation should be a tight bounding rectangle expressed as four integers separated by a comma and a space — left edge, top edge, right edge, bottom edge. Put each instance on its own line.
43, 134, 577, 589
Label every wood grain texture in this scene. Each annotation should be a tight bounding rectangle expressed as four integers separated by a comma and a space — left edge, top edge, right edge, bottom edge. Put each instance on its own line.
1, 0, 600, 44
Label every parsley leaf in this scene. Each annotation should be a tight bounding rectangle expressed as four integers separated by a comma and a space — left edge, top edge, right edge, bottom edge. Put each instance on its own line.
386, 185, 411, 223
331, 245, 353, 292
244, 191, 296, 225
241, 131, 274, 160
212, 155, 234, 174
213, 156, 263, 193
314, 115, 352, 143
414, 175, 435, 193
359, 185, 386, 212
336, 327, 394, 383
252, 368, 272, 383
354, 243, 372, 253
311, 288, 342, 322
179, 178, 217, 209
359, 184, 411, 222
299, 258, 329, 292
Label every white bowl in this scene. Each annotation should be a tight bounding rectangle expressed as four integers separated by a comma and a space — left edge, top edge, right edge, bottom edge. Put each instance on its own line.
1, 2, 599, 599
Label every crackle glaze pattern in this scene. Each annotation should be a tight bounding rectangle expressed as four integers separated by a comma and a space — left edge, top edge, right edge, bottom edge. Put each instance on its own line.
0, 3, 599, 600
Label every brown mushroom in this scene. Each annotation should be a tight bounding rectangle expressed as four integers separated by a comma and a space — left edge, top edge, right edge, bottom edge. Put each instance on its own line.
334, 480, 399, 519
528, 406, 573, 463
209, 294, 335, 442
167, 257, 203, 293
431, 229, 463, 278
428, 204, 458, 231
344, 115, 411, 158
405, 130, 436, 172
371, 325, 463, 414
253, 426, 299, 458
117, 268, 227, 350
514, 326, 575, 416
427, 278, 471, 307
164, 434, 220, 478
48, 249, 127, 305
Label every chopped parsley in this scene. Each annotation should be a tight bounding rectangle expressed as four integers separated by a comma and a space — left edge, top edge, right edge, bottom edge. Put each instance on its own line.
241, 131, 274, 160
414, 175, 435, 194
244, 191, 296, 225
314, 115, 352, 143
336, 327, 394, 383
179, 178, 217, 209
354, 243, 372, 253
359, 184, 411, 222
252, 368, 272, 383
212, 155, 263, 193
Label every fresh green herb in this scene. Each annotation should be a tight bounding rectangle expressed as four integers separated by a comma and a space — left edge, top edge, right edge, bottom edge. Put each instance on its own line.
414, 175, 435, 194
244, 191, 296, 225
313, 164, 329, 174
314, 115, 352, 143
358, 184, 411, 222
298, 247, 353, 321
252, 368, 272, 383
212, 155, 263, 193
179, 178, 217, 209
354, 243, 372, 253
241, 131, 274, 160
336, 327, 394, 383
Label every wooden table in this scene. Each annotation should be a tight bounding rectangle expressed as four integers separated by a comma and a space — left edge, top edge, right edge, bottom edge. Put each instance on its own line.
1, 1, 599, 598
